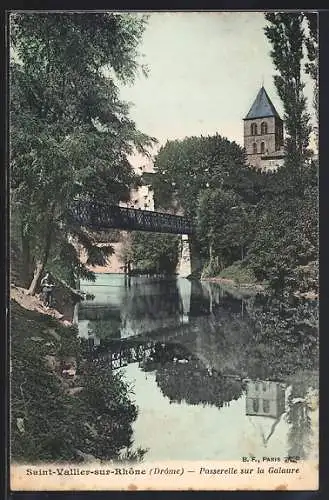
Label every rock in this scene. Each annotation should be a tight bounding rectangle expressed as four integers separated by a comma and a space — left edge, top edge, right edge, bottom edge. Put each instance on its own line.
67, 386, 84, 396
62, 368, 76, 378
51, 311, 64, 320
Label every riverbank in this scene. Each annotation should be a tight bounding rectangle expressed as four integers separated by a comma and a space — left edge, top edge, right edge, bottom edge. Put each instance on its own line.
201, 260, 318, 300
200, 261, 265, 295
10, 285, 144, 464
202, 276, 318, 300
202, 276, 265, 294
10, 285, 74, 325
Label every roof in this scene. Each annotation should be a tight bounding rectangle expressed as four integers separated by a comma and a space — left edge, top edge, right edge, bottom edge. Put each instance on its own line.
244, 86, 282, 120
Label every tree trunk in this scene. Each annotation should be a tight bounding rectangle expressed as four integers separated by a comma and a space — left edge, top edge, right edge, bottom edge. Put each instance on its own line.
28, 219, 53, 295
209, 240, 213, 264
28, 260, 45, 296
21, 232, 32, 288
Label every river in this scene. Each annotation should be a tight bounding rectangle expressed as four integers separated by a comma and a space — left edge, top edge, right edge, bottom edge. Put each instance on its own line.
77, 273, 319, 462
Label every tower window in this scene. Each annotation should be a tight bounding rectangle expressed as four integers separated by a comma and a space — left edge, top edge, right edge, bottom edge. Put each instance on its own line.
261, 142, 265, 154
251, 123, 257, 135
261, 122, 268, 134
253, 143, 257, 154
262, 399, 270, 413
252, 399, 259, 412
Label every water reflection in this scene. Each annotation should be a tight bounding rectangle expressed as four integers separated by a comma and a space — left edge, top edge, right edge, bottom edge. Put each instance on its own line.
245, 380, 286, 419
78, 274, 318, 461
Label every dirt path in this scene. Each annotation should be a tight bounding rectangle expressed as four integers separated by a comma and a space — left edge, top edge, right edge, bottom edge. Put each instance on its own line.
10, 285, 72, 326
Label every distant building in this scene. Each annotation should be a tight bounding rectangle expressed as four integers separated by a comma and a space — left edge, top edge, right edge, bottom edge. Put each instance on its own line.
246, 380, 286, 419
244, 87, 285, 172
125, 181, 155, 211
120, 160, 155, 211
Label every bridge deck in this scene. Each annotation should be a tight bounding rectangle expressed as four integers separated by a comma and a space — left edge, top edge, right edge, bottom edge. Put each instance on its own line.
69, 201, 194, 235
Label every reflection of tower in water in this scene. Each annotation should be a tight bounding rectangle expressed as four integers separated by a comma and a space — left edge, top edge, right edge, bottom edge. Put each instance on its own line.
246, 380, 286, 418
245, 379, 286, 447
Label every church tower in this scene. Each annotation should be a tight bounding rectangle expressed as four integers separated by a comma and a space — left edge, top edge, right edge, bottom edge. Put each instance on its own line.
244, 86, 285, 171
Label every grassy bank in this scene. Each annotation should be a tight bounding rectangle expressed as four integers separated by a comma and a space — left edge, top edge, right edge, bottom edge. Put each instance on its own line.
201, 260, 266, 293
10, 293, 145, 463
201, 259, 318, 300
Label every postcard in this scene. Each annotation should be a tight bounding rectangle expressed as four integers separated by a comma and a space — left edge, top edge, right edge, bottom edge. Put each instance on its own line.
9, 10, 319, 491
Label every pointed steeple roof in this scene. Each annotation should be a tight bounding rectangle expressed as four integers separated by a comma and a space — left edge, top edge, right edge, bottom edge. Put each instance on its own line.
244, 86, 282, 120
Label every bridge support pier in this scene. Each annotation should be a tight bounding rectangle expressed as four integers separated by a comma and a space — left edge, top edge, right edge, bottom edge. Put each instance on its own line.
177, 235, 202, 278
177, 278, 191, 324
177, 234, 191, 278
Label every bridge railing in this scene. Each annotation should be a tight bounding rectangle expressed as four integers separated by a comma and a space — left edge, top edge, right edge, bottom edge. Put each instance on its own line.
68, 200, 194, 235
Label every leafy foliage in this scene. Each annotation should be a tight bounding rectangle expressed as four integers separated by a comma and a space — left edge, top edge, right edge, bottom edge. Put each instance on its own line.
151, 134, 262, 272
128, 232, 180, 275
247, 190, 318, 293
11, 300, 144, 462
217, 260, 258, 285
303, 12, 318, 119
264, 13, 312, 158
152, 134, 253, 217
73, 361, 140, 460
244, 293, 318, 381
10, 12, 155, 291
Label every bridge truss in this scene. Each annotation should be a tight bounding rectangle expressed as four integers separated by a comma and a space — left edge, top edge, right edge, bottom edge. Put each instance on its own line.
69, 201, 194, 235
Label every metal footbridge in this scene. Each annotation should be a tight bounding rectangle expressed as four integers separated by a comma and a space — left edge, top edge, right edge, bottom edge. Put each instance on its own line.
69, 201, 194, 235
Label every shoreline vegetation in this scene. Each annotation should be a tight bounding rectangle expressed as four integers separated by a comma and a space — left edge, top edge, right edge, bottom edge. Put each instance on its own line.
10, 284, 146, 464
201, 276, 318, 301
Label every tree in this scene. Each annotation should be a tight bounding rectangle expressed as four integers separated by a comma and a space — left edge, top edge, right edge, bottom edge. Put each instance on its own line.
264, 13, 312, 160
152, 134, 251, 218
151, 134, 259, 274
303, 13, 318, 120
197, 188, 257, 273
10, 12, 156, 293
247, 194, 317, 293
255, 13, 318, 295
128, 231, 180, 275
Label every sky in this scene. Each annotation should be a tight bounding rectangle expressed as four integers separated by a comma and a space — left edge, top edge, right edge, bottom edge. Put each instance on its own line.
118, 12, 315, 169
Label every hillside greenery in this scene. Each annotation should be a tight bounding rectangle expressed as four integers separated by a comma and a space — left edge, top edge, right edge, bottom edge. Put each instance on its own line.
11, 300, 146, 462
